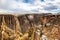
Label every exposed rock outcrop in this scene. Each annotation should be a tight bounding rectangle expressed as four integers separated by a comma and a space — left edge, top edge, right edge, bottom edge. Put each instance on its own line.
0, 13, 60, 40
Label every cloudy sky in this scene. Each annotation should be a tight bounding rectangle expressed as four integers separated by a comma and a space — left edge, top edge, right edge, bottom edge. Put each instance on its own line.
0, 0, 60, 13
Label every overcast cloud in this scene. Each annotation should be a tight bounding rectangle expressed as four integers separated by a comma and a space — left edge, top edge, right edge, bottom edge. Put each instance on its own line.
0, 0, 60, 13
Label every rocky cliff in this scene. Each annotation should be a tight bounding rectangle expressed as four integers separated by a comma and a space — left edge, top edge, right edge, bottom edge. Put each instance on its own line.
0, 13, 60, 40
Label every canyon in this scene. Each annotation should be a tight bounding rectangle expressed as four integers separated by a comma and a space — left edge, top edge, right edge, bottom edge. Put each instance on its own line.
0, 13, 60, 40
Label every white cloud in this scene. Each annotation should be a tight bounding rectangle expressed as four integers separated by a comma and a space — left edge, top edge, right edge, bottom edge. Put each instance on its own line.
0, 0, 60, 13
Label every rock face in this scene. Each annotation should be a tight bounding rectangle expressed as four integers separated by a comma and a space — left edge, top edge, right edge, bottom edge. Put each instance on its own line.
0, 14, 60, 40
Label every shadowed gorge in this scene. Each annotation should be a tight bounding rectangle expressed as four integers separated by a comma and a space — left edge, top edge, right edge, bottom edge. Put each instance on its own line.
0, 13, 60, 40
0, 15, 3, 40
